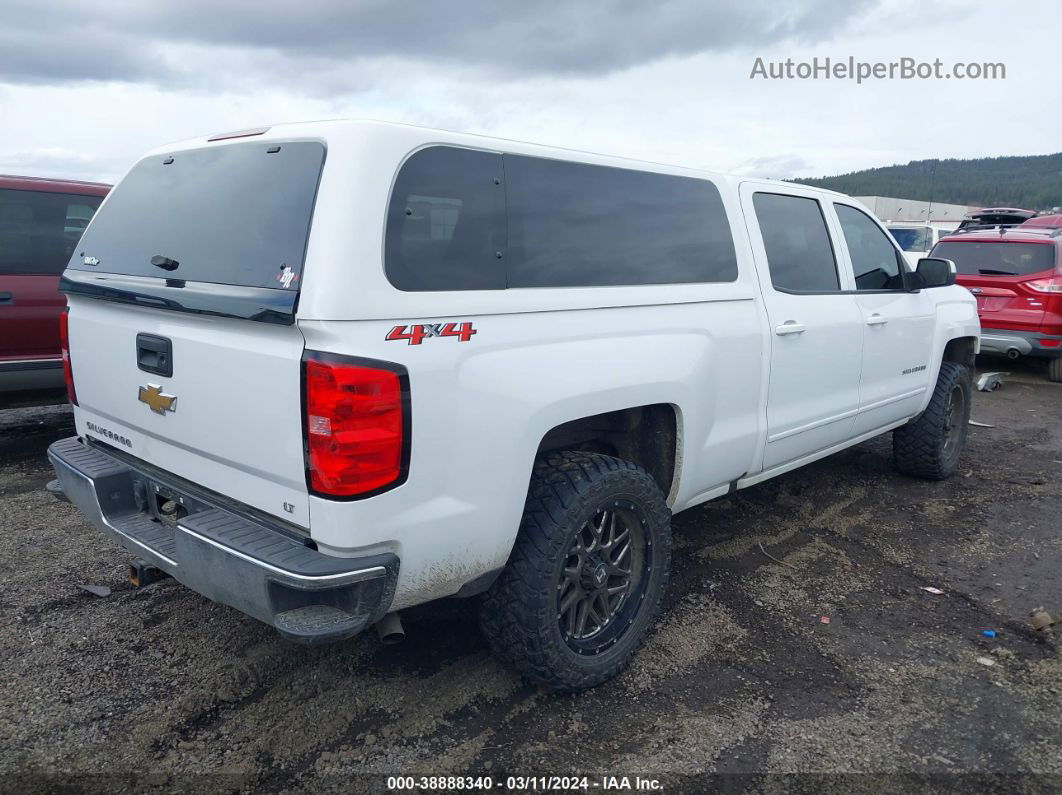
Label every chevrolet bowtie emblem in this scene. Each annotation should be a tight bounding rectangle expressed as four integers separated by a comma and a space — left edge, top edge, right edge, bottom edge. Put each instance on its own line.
138, 384, 177, 415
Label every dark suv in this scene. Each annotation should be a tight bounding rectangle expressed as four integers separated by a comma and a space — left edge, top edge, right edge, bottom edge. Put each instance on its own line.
931, 225, 1062, 381
1, 175, 109, 405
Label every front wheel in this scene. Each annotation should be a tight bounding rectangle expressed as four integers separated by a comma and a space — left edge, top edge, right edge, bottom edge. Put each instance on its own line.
480, 451, 672, 691
893, 361, 972, 480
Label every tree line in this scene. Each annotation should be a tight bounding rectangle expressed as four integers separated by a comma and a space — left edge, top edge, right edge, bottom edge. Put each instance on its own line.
790, 153, 1062, 211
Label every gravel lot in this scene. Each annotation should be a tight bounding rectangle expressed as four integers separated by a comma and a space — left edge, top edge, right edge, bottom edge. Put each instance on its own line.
1, 361, 1060, 793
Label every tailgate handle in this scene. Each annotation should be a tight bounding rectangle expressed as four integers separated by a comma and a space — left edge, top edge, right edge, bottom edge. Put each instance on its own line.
136, 333, 173, 377
0, 291, 12, 304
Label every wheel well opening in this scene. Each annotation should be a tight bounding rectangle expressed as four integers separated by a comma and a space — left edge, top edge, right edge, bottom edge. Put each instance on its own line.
536, 404, 678, 500
943, 336, 978, 370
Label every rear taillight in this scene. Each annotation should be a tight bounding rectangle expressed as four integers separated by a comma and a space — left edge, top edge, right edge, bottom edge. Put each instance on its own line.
59, 308, 77, 406
302, 353, 409, 498
1025, 276, 1062, 293
1029, 275, 1062, 335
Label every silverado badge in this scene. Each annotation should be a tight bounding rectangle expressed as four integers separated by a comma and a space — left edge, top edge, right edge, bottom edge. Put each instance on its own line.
138, 384, 177, 415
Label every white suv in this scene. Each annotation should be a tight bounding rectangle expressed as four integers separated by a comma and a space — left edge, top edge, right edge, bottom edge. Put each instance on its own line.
49, 120, 979, 690
887, 223, 955, 267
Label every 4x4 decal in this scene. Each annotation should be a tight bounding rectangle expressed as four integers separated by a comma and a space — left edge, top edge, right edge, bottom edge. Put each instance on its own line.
386, 322, 477, 346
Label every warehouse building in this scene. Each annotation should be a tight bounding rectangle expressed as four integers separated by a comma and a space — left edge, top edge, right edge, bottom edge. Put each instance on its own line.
854, 196, 977, 229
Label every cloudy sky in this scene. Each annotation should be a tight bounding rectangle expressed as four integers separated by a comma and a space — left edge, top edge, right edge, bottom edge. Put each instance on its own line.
1, 0, 1057, 184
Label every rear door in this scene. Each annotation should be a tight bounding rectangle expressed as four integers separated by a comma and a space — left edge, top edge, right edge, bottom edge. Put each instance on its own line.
0, 188, 102, 362
62, 139, 326, 528
740, 185, 864, 470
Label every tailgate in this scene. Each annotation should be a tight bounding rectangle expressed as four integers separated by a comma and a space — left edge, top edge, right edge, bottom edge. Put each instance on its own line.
67, 297, 310, 527
960, 277, 1046, 332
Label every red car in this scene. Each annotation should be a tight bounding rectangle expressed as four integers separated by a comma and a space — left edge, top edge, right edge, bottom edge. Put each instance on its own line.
1, 175, 109, 405
1021, 214, 1062, 230
931, 225, 1062, 381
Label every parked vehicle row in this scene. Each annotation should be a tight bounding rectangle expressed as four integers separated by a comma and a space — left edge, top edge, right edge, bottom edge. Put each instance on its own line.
882, 209, 1062, 382
932, 219, 1062, 381
44, 120, 979, 690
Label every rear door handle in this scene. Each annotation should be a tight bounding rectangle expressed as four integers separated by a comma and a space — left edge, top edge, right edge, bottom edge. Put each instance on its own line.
0, 291, 12, 305
775, 321, 806, 336
866, 313, 888, 326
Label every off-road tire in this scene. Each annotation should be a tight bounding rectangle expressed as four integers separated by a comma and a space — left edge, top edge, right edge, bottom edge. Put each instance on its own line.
893, 361, 972, 480
1047, 358, 1062, 383
480, 451, 671, 691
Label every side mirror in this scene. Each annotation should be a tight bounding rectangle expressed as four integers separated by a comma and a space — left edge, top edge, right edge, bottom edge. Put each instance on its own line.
912, 257, 956, 289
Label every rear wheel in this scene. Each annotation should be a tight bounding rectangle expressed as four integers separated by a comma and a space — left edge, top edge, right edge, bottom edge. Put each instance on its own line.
1048, 358, 1062, 383
480, 451, 671, 691
893, 361, 972, 480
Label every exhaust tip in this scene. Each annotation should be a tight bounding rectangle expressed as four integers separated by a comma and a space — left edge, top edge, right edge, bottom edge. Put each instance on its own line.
375, 612, 405, 645
1006, 348, 1021, 359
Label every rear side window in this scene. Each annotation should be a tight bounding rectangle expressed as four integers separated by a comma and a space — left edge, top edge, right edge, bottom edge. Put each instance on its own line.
384, 146, 738, 291
69, 141, 324, 289
0, 189, 103, 275
835, 204, 907, 291
931, 241, 1056, 276
504, 155, 737, 288
752, 193, 839, 292
385, 147, 506, 291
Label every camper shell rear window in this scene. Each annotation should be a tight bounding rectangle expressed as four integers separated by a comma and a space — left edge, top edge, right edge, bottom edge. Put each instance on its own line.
68, 141, 325, 290
62, 141, 325, 324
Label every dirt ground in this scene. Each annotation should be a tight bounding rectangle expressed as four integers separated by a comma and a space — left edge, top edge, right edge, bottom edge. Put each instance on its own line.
1, 360, 1060, 794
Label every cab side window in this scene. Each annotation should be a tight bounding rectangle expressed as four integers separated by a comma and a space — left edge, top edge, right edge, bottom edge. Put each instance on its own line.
835, 204, 908, 291
752, 192, 840, 292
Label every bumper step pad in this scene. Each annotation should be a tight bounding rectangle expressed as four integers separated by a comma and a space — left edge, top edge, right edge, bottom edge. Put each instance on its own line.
274, 605, 370, 641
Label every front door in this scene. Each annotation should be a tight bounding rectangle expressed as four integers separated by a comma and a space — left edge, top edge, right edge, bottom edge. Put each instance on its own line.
740, 185, 864, 470
831, 202, 936, 434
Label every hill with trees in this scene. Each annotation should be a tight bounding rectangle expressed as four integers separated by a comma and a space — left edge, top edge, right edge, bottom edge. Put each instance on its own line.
791, 153, 1062, 211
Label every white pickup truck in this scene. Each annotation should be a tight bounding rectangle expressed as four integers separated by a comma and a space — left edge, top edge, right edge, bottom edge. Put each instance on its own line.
48, 120, 979, 691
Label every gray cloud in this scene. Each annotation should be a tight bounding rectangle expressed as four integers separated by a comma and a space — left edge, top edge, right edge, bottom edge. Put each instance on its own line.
730, 154, 815, 179
1, 0, 877, 87
0, 27, 166, 85
0, 146, 127, 182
